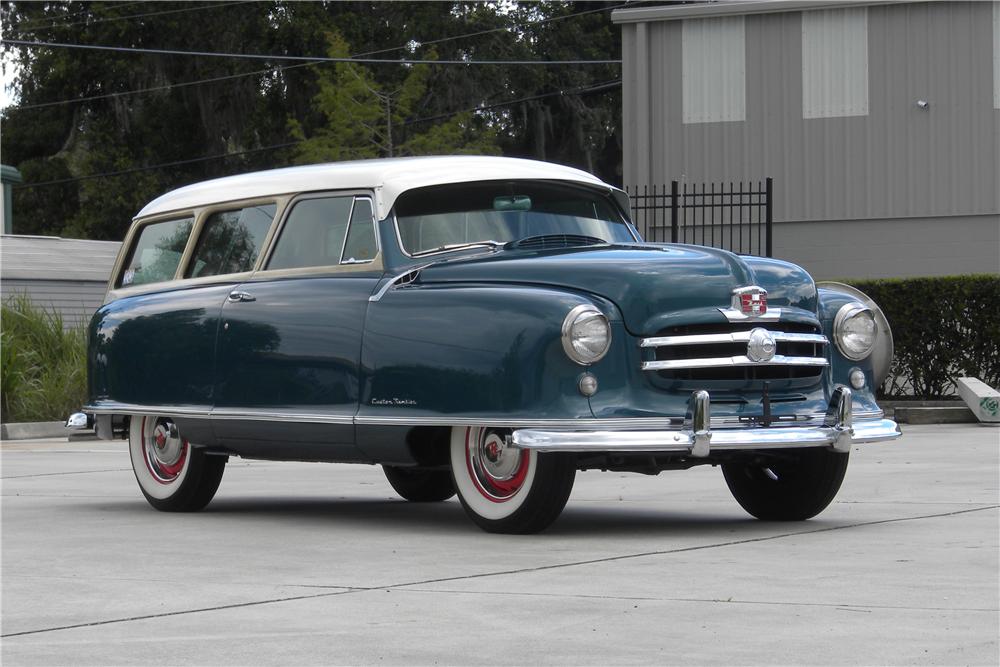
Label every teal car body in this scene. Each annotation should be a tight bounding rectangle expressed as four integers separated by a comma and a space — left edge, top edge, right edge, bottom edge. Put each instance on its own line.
82, 156, 900, 532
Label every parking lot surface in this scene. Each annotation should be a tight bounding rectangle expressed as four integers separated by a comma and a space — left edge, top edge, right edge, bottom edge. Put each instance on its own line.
2, 424, 997, 666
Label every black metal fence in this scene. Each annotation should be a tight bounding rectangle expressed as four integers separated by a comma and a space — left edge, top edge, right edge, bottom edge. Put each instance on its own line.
625, 178, 773, 257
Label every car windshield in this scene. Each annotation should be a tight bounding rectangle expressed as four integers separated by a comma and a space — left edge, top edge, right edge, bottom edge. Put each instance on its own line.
394, 181, 633, 256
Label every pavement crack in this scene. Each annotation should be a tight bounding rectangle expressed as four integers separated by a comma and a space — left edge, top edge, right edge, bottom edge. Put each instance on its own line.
0, 589, 361, 639
1, 468, 131, 480
398, 588, 998, 613
4, 505, 996, 639
381, 504, 1000, 590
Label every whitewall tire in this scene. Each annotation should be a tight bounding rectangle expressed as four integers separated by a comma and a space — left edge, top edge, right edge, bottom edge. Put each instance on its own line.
449, 426, 575, 533
129, 415, 226, 512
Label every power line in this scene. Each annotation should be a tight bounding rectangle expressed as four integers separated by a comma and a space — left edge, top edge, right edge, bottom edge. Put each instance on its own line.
1, 39, 623, 66
355, 2, 630, 57
11, 1, 254, 32
13, 79, 622, 191
8, 64, 308, 111
12, 1, 148, 29
5, 3, 627, 111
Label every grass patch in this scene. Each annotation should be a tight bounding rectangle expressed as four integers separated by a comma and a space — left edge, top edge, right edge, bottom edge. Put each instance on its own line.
1, 294, 87, 423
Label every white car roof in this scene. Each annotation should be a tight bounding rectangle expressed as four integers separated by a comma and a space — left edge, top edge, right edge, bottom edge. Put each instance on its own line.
136, 155, 621, 221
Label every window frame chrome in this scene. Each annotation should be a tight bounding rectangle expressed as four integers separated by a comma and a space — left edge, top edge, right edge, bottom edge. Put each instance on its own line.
256, 189, 382, 277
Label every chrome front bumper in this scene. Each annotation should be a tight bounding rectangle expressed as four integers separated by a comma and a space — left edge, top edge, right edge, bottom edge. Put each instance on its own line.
511, 387, 901, 456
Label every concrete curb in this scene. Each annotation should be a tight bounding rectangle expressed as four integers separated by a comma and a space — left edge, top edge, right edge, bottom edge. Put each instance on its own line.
892, 406, 977, 424
0, 421, 95, 441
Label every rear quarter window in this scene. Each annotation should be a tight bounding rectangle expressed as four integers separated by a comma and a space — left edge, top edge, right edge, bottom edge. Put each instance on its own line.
119, 217, 194, 288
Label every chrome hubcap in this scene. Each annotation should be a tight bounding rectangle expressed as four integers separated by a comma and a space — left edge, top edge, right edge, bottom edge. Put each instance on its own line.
466, 428, 529, 502
143, 417, 187, 484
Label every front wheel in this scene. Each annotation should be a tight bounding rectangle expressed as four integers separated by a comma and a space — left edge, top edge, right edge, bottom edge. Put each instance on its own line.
722, 447, 849, 520
129, 415, 226, 512
450, 426, 575, 534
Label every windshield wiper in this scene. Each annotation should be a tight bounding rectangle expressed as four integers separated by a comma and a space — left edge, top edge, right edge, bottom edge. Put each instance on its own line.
411, 240, 504, 257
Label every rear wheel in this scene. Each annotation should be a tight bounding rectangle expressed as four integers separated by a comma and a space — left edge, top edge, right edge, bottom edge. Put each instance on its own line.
449, 426, 575, 534
722, 447, 849, 520
383, 466, 455, 502
129, 415, 226, 512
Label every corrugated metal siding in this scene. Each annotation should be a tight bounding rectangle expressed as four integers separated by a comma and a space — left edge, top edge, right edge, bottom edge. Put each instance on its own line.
1, 235, 121, 281
1, 279, 107, 329
801, 7, 869, 118
681, 16, 746, 123
994, 1, 999, 109
620, 1, 999, 225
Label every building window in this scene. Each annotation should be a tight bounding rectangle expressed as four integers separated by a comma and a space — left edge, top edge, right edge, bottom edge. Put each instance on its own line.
682, 16, 746, 124
801, 7, 869, 118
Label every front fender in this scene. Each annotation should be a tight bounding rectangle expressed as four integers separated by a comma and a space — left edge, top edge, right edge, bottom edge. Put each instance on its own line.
817, 287, 883, 414
359, 284, 618, 423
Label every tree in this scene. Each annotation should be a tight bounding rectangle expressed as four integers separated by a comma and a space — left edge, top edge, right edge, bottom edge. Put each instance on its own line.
289, 31, 499, 163
1, 1, 623, 241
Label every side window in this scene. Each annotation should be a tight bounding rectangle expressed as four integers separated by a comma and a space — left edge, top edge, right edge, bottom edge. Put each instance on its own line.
119, 216, 194, 287
267, 196, 376, 270
187, 204, 276, 278
342, 198, 377, 263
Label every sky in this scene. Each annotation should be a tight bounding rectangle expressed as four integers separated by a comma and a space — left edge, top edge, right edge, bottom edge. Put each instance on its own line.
2, 48, 20, 110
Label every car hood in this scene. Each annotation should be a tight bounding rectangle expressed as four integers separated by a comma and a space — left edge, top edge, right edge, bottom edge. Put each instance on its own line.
417, 244, 818, 335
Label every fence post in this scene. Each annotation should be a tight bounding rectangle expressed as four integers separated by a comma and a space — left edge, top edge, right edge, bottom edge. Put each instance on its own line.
670, 181, 679, 244
765, 176, 773, 258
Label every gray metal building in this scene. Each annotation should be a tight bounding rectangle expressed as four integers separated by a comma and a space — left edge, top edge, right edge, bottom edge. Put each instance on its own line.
1, 235, 121, 328
612, 0, 1000, 279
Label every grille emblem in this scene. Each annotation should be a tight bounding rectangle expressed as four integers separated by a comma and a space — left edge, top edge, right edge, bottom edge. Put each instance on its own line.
747, 327, 777, 363
733, 286, 768, 316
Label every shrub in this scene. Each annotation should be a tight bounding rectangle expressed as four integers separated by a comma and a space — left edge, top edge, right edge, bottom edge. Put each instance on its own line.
1, 295, 88, 423
847, 275, 1000, 399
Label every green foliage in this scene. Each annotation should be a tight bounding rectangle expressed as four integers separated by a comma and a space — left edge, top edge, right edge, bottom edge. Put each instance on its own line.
290, 32, 500, 163
0, 295, 88, 423
847, 275, 1000, 398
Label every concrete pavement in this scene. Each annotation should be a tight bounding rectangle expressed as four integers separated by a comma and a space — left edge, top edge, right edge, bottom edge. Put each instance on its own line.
2, 424, 997, 665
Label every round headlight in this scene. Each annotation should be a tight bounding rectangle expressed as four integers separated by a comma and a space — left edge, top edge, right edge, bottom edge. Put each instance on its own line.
834, 303, 878, 361
562, 305, 611, 365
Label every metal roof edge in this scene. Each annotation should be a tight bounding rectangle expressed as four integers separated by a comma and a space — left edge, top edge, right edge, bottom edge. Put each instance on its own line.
611, 0, 927, 24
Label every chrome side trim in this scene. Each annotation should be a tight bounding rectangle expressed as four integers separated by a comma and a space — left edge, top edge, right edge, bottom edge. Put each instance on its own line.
84, 403, 354, 425
368, 264, 432, 302
84, 403, 886, 430
642, 354, 829, 371
353, 415, 681, 429
718, 307, 783, 322
209, 409, 354, 425
641, 331, 828, 348
85, 403, 212, 418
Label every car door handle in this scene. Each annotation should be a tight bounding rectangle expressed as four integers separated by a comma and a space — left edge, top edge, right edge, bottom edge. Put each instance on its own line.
228, 291, 256, 303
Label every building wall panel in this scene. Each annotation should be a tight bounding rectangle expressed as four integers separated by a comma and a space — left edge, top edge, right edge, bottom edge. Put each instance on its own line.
681, 17, 746, 123
620, 1, 999, 228
801, 7, 869, 119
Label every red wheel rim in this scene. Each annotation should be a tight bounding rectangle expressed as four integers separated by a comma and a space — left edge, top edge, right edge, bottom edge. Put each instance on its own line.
141, 417, 188, 484
465, 428, 529, 503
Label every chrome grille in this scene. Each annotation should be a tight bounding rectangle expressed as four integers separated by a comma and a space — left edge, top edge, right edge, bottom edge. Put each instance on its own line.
641, 322, 828, 381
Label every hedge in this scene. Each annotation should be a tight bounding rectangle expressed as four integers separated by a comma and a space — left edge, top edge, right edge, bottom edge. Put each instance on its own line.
846, 274, 1000, 399
1, 295, 88, 423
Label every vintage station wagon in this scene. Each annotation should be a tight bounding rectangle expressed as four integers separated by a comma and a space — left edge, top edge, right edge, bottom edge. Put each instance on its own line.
79, 156, 900, 533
